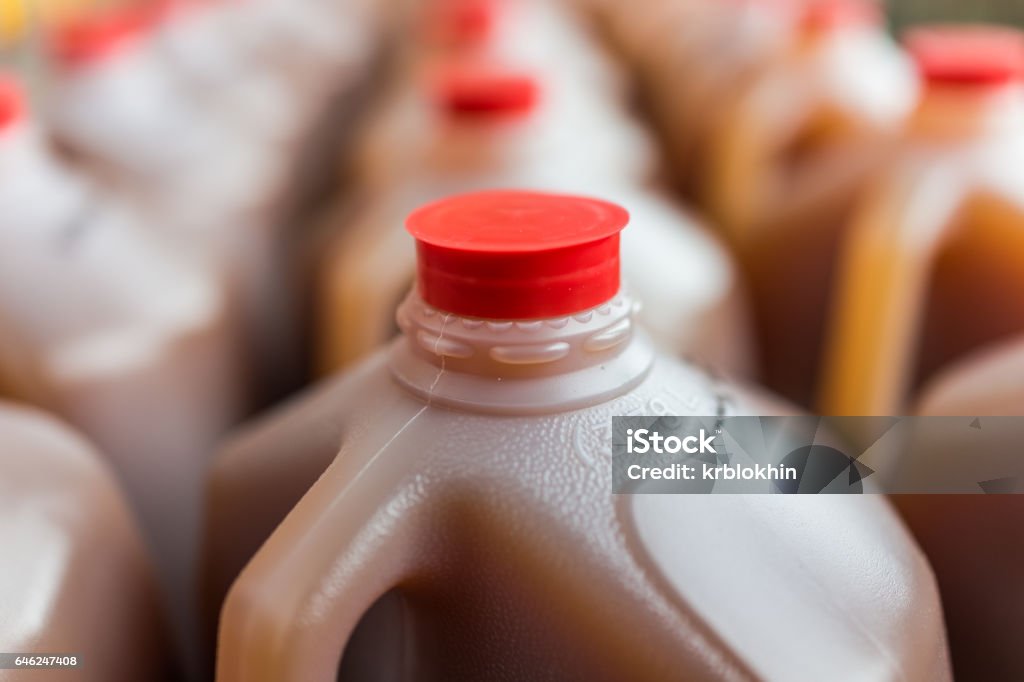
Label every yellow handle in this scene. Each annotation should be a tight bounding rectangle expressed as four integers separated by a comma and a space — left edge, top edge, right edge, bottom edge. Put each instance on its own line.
818, 167, 965, 416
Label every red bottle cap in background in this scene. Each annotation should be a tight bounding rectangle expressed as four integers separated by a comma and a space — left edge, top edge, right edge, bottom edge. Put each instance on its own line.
427, 0, 498, 48
0, 76, 23, 130
407, 190, 629, 320
800, 0, 881, 34
906, 25, 1024, 87
49, 2, 169, 65
432, 62, 539, 117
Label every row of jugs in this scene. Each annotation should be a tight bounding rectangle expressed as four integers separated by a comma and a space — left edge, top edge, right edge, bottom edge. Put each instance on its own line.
0, 0, 1021, 679
206, 0, 954, 681
0, 0, 389, 677
574, 0, 1024, 678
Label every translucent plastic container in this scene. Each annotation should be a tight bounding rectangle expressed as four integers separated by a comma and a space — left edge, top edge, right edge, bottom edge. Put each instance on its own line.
43, 4, 257, 200
820, 26, 1024, 416
151, 0, 385, 146
706, 0, 917, 405
348, 0, 652, 196
707, 0, 916, 236
150, 0, 390, 226
0, 77, 245, 670
209, 190, 950, 682
918, 334, 1024, 416
43, 2, 371, 401
0, 401, 172, 682
893, 333, 1024, 681
313, 60, 750, 378
580, 0, 800, 196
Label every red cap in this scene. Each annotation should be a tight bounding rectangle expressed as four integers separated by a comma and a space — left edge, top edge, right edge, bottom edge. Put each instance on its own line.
0, 76, 23, 131
906, 26, 1024, 87
800, 0, 881, 34
50, 3, 169, 65
427, 0, 497, 48
407, 190, 629, 319
432, 62, 539, 117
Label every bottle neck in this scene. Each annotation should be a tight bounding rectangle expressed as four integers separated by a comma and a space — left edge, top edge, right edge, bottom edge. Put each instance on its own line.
909, 83, 1024, 141
388, 289, 655, 414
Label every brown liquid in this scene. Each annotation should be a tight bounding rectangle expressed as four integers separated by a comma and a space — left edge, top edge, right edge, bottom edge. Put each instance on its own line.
901, 338, 1024, 680
821, 185, 1024, 415
0, 402, 172, 682
206, 295, 950, 681
708, 64, 906, 407
917, 193, 1024, 386
895, 495, 1024, 682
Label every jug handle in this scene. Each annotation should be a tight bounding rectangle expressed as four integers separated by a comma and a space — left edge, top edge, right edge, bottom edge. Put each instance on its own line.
818, 166, 966, 415
199, 383, 352, 651
215, 435, 434, 682
706, 72, 817, 241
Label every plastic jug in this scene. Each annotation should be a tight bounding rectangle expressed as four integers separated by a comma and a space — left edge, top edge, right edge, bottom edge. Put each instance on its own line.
820, 25, 1024, 416
474, 0, 628, 97
579, 0, 800, 197
44, 0, 383, 214
706, 0, 917, 406
0, 75, 245, 668
340, 65, 652, 205
210, 190, 950, 682
402, 0, 624, 90
885, 334, 1024, 681
918, 334, 1024, 416
44, 3, 223, 187
151, 0, 385, 145
43, 3, 352, 402
0, 401, 172, 682
707, 0, 917, 237
347, 0, 651, 197
152, 0, 391, 221
43, 3, 284, 329
313, 63, 750, 377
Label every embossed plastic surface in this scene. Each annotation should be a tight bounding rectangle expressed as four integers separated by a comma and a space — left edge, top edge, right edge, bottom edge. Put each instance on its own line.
209, 191, 950, 682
